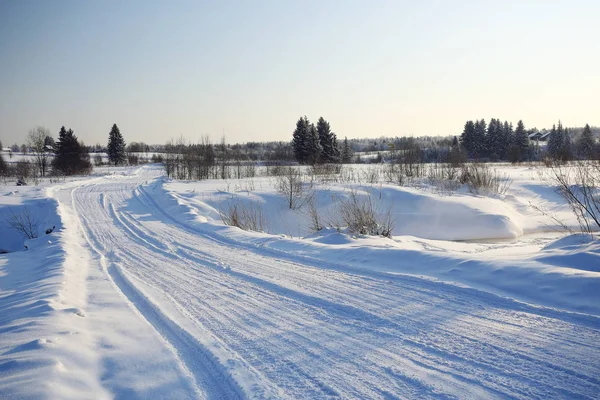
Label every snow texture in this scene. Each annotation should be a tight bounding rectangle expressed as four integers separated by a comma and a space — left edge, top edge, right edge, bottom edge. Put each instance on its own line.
0, 164, 599, 399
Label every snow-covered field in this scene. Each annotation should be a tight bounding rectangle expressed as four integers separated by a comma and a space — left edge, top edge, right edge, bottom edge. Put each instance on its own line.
0, 164, 599, 399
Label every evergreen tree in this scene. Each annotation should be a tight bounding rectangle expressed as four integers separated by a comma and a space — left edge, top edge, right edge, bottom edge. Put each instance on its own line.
317, 117, 333, 163
107, 124, 126, 165
292, 116, 310, 164
498, 121, 513, 160
459, 120, 476, 157
577, 124, 596, 159
330, 134, 341, 163
513, 120, 529, 162
307, 123, 322, 165
316, 117, 340, 163
341, 137, 353, 163
0, 150, 6, 176
52, 127, 92, 175
473, 119, 487, 158
486, 118, 502, 160
561, 127, 573, 161
547, 123, 561, 160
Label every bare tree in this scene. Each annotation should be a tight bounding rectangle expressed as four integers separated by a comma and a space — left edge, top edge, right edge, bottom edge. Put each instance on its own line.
275, 166, 309, 209
27, 126, 51, 177
548, 161, 600, 235
5, 206, 39, 240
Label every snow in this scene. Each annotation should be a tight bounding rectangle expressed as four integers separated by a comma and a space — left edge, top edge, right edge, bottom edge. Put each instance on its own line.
1, 164, 599, 399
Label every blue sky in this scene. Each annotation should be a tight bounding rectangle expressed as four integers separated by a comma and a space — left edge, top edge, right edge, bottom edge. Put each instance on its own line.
0, 0, 598, 145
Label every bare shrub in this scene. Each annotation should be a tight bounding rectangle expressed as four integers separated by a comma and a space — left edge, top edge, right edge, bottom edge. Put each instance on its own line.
15, 161, 32, 181
547, 161, 600, 234
333, 189, 394, 238
310, 163, 342, 176
5, 206, 39, 240
220, 198, 267, 232
361, 165, 380, 184
93, 153, 103, 166
305, 195, 323, 232
384, 163, 406, 186
127, 153, 139, 165
275, 166, 310, 209
460, 163, 512, 195
427, 163, 461, 194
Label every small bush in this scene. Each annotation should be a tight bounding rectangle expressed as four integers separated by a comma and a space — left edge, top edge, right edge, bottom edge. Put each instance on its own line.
93, 153, 103, 166
334, 189, 394, 238
460, 163, 511, 195
220, 198, 267, 232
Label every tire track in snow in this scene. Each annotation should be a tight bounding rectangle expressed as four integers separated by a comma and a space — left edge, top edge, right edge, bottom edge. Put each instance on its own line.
69, 168, 600, 399
72, 184, 247, 400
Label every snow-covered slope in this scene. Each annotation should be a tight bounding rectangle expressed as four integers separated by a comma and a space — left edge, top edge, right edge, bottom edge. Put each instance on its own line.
1, 165, 599, 399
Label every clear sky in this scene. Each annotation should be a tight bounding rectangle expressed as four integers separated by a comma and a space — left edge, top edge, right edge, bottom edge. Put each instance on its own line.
0, 0, 598, 146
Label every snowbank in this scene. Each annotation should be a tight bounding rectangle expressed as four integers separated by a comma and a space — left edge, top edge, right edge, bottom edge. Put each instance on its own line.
0, 186, 62, 252
166, 180, 525, 241
156, 175, 600, 316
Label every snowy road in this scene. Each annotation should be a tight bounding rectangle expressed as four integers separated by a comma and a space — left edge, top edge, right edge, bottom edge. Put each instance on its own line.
65, 168, 600, 399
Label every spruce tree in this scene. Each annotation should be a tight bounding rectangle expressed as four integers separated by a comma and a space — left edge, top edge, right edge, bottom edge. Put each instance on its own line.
459, 120, 476, 158
330, 134, 341, 163
577, 124, 596, 159
317, 117, 333, 163
486, 119, 501, 160
316, 117, 341, 163
547, 123, 561, 160
52, 127, 92, 175
500, 121, 513, 160
561, 127, 573, 161
107, 124, 126, 165
341, 137, 353, 163
0, 150, 6, 176
292, 116, 310, 164
307, 123, 322, 165
473, 119, 487, 158
513, 120, 529, 162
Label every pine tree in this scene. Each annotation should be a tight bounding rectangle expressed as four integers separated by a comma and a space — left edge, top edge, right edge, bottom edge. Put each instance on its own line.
341, 137, 353, 163
307, 123, 322, 165
107, 124, 126, 165
52, 127, 92, 175
577, 124, 596, 159
292, 116, 310, 164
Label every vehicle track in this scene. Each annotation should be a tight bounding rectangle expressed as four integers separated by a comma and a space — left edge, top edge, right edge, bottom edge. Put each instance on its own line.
71, 168, 600, 399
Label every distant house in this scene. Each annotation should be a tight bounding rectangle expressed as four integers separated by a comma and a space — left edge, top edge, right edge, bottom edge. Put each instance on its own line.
529, 131, 550, 142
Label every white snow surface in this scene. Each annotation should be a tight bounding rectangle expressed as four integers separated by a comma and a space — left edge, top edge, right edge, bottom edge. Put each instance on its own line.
0, 164, 599, 399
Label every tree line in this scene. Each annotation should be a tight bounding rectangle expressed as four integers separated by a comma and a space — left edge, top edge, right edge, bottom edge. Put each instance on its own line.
0, 123, 128, 179
460, 118, 598, 162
